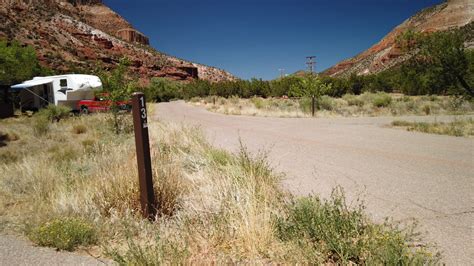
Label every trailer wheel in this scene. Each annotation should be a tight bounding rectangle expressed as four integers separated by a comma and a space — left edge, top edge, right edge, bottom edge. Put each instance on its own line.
80, 106, 89, 115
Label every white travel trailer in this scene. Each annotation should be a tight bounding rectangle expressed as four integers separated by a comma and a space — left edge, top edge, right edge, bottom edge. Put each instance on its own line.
11, 74, 102, 111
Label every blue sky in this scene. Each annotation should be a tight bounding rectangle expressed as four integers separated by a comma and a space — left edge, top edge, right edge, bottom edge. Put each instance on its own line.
103, 0, 444, 80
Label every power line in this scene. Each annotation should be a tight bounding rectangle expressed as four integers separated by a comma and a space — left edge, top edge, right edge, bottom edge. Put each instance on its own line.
306, 56, 316, 75
278, 68, 285, 78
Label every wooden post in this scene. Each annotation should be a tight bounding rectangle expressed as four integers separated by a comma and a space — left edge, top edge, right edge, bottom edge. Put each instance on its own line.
311, 96, 315, 117
131, 92, 156, 219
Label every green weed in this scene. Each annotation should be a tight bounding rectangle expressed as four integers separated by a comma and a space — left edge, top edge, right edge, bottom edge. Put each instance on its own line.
276, 187, 439, 264
29, 218, 97, 251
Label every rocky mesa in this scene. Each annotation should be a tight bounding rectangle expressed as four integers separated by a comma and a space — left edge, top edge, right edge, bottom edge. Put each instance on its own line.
323, 0, 473, 77
0, 0, 236, 83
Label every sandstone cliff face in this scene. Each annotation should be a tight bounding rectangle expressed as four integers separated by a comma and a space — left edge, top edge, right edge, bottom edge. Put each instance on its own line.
116, 28, 149, 45
323, 0, 474, 77
0, 0, 235, 83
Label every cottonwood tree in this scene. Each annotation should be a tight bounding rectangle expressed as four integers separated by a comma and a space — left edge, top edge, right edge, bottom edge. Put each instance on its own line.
399, 30, 473, 97
289, 75, 332, 100
99, 57, 137, 134
0, 41, 50, 85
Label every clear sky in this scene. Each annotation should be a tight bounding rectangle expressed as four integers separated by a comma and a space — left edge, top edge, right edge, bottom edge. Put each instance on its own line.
103, 0, 444, 80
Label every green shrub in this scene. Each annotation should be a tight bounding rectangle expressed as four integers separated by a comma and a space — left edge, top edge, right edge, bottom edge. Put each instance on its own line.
38, 105, 71, 122
251, 97, 265, 109
298, 97, 312, 113
317, 95, 335, 110
145, 77, 181, 102
276, 187, 439, 264
343, 94, 364, 107
29, 218, 97, 251
372, 92, 392, 107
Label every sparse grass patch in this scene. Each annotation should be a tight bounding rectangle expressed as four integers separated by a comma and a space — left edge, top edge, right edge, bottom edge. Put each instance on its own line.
391, 118, 474, 137
33, 115, 50, 136
0, 150, 19, 164
190, 94, 473, 118
28, 218, 97, 251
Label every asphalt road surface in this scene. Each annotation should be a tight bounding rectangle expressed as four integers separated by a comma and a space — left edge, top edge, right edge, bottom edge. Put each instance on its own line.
0, 234, 114, 265
155, 101, 473, 265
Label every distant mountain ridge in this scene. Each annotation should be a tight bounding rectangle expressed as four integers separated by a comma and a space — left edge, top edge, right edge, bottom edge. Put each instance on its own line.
0, 0, 236, 84
322, 0, 473, 78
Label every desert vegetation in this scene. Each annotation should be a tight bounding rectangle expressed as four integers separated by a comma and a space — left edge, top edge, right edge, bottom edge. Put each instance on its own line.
391, 118, 474, 137
0, 110, 439, 263
0, 40, 53, 86
189, 93, 473, 118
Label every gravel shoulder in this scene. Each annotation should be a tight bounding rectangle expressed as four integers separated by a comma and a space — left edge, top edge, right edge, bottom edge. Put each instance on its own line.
155, 101, 474, 265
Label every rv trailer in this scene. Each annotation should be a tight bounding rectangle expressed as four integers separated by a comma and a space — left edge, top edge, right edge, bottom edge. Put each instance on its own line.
10, 74, 102, 111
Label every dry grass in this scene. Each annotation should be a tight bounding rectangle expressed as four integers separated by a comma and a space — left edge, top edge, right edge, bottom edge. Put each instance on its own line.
189, 93, 474, 118
391, 118, 474, 137
0, 110, 440, 263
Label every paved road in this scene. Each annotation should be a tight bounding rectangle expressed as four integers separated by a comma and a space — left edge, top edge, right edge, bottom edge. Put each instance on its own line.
155, 101, 474, 265
0, 234, 114, 265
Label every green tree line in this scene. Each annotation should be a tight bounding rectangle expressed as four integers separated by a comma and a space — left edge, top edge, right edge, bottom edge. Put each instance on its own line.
144, 28, 472, 102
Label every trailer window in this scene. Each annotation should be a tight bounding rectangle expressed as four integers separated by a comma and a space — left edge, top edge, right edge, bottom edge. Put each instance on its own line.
60, 79, 68, 87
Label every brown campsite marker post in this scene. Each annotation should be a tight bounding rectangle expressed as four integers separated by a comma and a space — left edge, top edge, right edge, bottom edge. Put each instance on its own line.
131, 92, 156, 220
311, 96, 315, 117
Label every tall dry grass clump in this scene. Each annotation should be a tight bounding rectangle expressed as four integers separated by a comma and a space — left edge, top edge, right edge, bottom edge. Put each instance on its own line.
0, 110, 440, 263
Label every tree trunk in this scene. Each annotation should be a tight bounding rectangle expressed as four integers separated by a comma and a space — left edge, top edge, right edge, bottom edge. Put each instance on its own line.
456, 75, 473, 97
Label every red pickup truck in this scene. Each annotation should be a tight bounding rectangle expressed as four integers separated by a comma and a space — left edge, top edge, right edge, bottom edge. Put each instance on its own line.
76, 95, 131, 114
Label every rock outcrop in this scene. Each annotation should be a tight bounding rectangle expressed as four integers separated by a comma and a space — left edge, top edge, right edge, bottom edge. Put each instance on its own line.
116, 28, 149, 45
323, 0, 474, 77
0, 0, 236, 83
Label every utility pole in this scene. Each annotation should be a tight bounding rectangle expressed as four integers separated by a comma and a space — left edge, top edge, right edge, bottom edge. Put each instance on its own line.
306, 56, 316, 75
278, 68, 285, 78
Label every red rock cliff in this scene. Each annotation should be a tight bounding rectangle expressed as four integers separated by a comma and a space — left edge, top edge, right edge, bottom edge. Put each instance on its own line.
0, 0, 236, 83
116, 28, 149, 46
323, 0, 473, 77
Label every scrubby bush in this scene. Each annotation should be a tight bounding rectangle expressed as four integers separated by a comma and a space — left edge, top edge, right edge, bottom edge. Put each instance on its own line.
38, 105, 71, 122
29, 218, 97, 251
276, 187, 439, 264
298, 97, 312, 113
343, 94, 364, 107
372, 92, 392, 107
317, 95, 335, 110
251, 97, 265, 109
